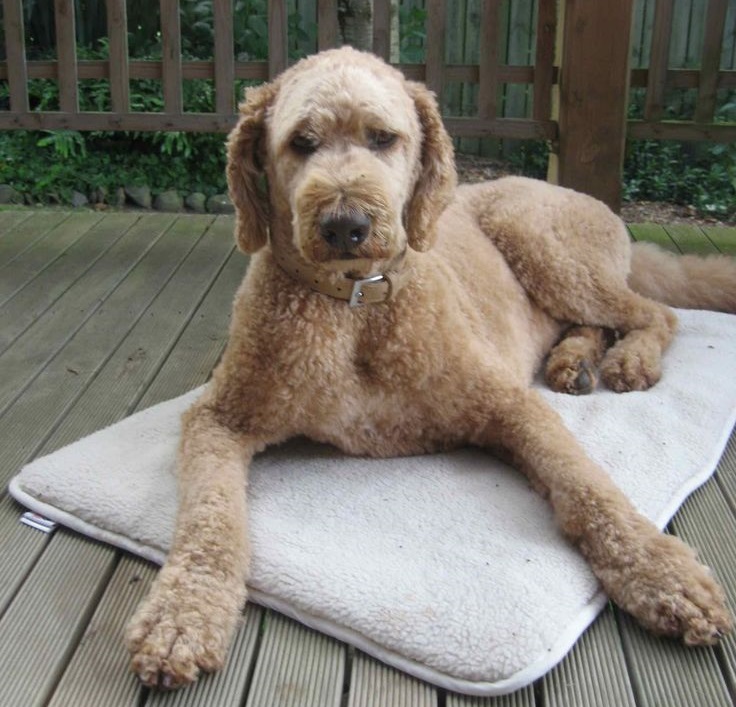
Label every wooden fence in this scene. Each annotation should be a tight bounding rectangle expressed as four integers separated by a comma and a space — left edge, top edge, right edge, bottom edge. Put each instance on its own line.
1, 0, 735, 210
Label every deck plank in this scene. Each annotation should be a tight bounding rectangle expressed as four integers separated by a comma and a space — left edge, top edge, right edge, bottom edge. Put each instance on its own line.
0, 209, 33, 236
0, 212, 140, 354
0, 211, 102, 304
245, 612, 345, 707
542, 608, 635, 707
672, 466, 736, 693
47, 556, 157, 707
0, 531, 116, 706
701, 226, 736, 255
348, 651, 438, 707
626, 223, 679, 251
42, 215, 232, 444
0, 211, 70, 263
447, 686, 535, 706
0, 215, 202, 481
617, 608, 731, 707
0, 213, 178, 416
664, 224, 720, 254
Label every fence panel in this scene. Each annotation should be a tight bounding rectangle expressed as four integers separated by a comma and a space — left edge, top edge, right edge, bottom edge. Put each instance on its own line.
0, 0, 734, 208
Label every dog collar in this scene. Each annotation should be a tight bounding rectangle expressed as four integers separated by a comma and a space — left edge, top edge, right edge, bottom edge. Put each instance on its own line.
273, 248, 411, 307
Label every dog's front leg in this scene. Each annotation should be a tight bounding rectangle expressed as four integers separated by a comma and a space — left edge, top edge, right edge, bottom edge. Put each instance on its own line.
474, 385, 731, 644
126, 404, 254, 689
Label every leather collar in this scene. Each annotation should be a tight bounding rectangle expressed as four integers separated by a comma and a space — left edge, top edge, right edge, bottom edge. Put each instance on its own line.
273, 247, 411, 307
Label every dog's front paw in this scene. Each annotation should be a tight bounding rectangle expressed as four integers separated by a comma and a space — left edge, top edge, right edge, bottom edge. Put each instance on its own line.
126, 570, 244, 689
598, 533, 731, 645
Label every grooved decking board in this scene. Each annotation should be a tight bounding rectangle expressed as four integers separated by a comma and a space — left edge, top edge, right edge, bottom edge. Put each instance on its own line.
664, 224, 720, 254
670, 459, 736, 693
0, 211, 70, 264
716, 434, 736, 512
0, 209, 33, 236
0, 531, 116, 706
348, 651, 437, 707
39, 214, 232, 448
145, 604, 264, 707
617, 609, 731, 707
626, 223, 679, 251
542, 607, 635, 707
0, 212, 140, 354
246, 612, 345, 707
0, 213, 178, 417
701, 226, 736, 255
0, 211, 102, 303
447, 686, 535, 707
137, 245, 246, 407
0, 216, 207, 484
47, 556, 157, 707
0, 494, 48, 615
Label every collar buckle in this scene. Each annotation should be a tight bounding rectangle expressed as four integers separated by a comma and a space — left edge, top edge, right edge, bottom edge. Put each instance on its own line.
349, 274, 386, 307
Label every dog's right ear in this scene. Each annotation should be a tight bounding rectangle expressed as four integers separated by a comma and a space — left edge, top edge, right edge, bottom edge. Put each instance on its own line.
226, 81, 279, 254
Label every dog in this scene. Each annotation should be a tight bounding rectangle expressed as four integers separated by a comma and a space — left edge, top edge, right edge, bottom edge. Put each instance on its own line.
126, 47, 736, 688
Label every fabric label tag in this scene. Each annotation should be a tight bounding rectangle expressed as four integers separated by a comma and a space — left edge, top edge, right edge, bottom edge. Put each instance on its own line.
20, 512, 58, 533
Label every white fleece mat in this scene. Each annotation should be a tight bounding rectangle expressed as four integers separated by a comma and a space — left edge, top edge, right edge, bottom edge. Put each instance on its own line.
9, 309, 736, 696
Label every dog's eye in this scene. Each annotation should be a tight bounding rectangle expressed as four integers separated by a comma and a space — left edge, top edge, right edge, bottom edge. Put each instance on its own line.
290, 134, 319, 155
368, 130, 398, 150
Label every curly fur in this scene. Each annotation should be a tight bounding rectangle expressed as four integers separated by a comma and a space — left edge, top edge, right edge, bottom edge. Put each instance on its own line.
127, 47, 735, 689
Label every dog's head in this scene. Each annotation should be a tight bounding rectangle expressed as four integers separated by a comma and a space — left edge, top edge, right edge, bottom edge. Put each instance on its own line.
227, 47, 456, 271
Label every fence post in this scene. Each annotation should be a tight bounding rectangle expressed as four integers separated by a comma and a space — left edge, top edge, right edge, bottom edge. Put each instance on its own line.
551, 0, 634, 211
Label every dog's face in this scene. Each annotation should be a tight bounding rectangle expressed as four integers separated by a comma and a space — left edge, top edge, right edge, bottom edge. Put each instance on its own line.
227, 48, 456, 271
268, 59, 422, 270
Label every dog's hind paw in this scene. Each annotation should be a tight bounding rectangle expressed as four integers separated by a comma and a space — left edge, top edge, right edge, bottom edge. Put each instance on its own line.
545, 358, 597, 395
600, 340, 662, 392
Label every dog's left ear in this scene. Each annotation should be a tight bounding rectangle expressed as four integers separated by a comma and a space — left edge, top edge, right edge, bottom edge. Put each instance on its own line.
226, 81, 279, 254
404, 82, 457, 252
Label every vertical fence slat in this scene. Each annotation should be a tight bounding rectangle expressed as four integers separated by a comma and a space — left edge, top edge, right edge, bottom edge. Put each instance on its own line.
3, 0, 29, 113
557, 0, 634, 210
644, 0, 674, 121
161, 0, 183, 113
695, 0, 728, 123
269, 0, 288, 77
533, 0, 556, 122
425, 0, 447, 99
214, 0, 235, 113
373, 0, 391, 61
107, 0, 129, 113
317, 0, 340, 50
478, 0, 502, 121
55, 0, 79, 112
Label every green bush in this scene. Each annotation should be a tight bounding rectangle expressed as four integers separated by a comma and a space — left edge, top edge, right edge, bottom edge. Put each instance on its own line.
624, 140, 736, 219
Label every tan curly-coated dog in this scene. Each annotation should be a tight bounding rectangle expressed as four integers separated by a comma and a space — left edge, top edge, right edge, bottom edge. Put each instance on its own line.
126, 47, 736, 688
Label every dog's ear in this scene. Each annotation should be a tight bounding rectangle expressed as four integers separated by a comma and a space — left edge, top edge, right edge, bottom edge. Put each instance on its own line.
404, 82, 457, 252
226, 81, 279, 254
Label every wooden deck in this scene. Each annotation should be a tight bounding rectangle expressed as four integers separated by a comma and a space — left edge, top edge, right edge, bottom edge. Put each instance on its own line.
0, 208, 734, 706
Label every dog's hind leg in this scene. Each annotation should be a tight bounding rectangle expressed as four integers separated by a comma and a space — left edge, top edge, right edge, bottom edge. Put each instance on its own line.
545, 326, 613, 394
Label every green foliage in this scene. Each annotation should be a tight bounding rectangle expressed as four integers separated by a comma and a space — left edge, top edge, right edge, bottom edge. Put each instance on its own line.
624, 140, 736, 219
0, 128, 228, 205
399, 5, 427, 63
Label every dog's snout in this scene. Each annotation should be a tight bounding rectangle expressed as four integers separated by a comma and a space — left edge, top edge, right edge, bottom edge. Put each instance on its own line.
319, 213, 371, 251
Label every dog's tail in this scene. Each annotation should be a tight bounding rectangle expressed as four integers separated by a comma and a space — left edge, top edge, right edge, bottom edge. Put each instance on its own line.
628, 241, 736, 313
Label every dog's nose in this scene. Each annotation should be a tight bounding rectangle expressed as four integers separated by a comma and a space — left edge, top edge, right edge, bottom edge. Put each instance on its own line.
319, 213, 371, 251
